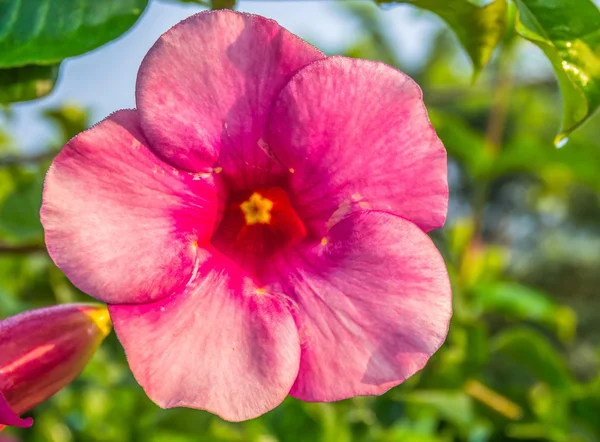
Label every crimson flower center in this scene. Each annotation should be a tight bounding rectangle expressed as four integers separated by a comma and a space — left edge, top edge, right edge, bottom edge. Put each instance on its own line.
211, 187, 307, 276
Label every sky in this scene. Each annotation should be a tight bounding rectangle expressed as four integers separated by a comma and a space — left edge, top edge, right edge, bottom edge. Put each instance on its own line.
1, 0, 438, 154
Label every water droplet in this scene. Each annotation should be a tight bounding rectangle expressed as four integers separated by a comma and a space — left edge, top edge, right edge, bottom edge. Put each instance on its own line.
555, 136, 569, 148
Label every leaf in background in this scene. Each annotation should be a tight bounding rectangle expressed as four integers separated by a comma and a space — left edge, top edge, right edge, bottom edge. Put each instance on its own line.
0, 64, 58, 103
475, 282, 577, 341
211, 0, 236, 9
492, 328, 573, 389
571, 387, 600, 435
428, 109, 491, 178
0, 0, 148, 68
494, 131, 600, 193
0, 170, 44, 242
44, 103, 90, 143
340, 2, 400, 67
402, 390, 477, 430
377, 0, 508, 76
515, 0, 600, 146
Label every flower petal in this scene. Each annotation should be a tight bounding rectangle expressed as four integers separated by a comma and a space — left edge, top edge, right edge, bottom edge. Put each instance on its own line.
136, 10, 324, 190
266, 211, 452, 401
41, 110, 221, 305
0, 392, 32, 429
266, 56, 448, 234
109, 252, 300, 421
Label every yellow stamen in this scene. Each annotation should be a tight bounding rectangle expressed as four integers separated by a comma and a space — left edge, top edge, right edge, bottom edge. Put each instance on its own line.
240, 193, 274, 225
321, 237, 328, 246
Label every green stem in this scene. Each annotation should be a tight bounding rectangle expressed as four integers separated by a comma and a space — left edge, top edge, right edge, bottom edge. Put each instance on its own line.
484, 40, 518, 156
0, 243, 46, 254
0, 151, 55, 167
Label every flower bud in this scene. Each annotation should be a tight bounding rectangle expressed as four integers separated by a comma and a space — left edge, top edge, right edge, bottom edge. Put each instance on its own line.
0, 303, 111, 430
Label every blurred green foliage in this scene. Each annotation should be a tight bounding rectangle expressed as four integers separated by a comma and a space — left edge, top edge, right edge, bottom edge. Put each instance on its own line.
376, 0, 508, 77
1, 0, 600, 441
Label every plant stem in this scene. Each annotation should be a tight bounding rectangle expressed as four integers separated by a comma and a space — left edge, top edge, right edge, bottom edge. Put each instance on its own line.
484, 40, 518, 156
472, 40, 518, 240
0, 151, 56, 167
0, 243, 46, 254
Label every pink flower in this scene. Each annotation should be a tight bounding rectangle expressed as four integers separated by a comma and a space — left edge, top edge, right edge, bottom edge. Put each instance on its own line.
41, 11, 451, 421
0, 304, 112, 430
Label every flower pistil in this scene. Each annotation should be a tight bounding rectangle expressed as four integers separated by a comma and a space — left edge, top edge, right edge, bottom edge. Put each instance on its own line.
240, 192, 274, 225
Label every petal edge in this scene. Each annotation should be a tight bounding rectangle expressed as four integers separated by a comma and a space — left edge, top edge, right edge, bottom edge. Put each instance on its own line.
266, 56, 448, 235
109, 253, 301, 421
266, 211, 452, 401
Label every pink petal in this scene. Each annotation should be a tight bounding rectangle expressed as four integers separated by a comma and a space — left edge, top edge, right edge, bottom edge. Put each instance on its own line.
265, 211, 452, 401
136, 10, 325, 190
0, 392, 32, 429
109, 252, 300, 421
41, 110, 221, 305
266, 56, 448, 235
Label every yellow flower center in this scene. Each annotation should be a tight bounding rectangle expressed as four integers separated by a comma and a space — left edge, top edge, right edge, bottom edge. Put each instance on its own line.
240, 192, 273, 225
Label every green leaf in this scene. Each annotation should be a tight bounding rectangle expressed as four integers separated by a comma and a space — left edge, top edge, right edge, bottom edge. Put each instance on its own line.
494, 126, 600, 193
515, 0, 600, 146
0, 64, 58, 103
475, 282, 577, 341
0, 0, 148, 68
377, 0, 508, 76
428, 109, 491, 178
402, 391, 476, 429
211, 0, 236, 9
43, 103, 90, 142
0, 170, 44, 242
492, 327, 573, 389
571, 387, 600, 435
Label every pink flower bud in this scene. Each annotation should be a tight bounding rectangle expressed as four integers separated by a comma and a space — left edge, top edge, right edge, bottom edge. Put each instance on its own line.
0, 303, 112, 430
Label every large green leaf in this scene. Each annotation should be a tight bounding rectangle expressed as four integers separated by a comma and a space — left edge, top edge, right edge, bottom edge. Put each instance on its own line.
377, 0, 508, 76
0, 64, 58, 103
492, 328, 573, 389
475, 282, 576, 341
0, 0, 148, 68
515, 0, 600, 146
